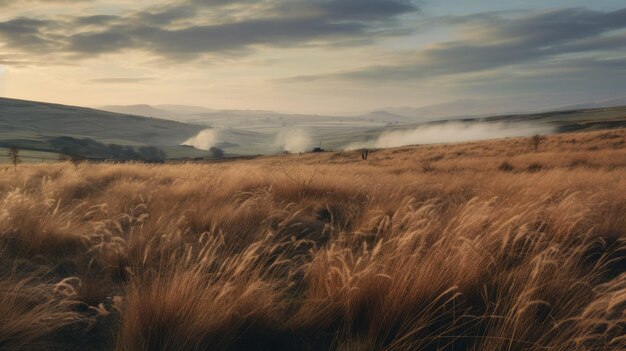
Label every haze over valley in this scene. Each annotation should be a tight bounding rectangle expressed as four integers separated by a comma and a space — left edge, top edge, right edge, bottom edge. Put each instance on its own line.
3, 94, 626, 162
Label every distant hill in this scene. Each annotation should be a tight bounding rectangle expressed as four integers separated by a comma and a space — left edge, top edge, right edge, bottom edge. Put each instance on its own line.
100, 104, 422, 128
375, 96, 626, 121
0, 97, 202, 145
107, 95, 626, 128
100, 104, 179, 119
102, 95, 626, 130
555, 96, 626, 111
156, 105, 218, 114
0, 97, 205, 160
479, 105, 626, 133
377, 96, 572, 120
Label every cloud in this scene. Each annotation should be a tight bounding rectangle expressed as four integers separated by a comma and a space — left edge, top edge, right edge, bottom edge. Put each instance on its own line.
269, 0, 417, 21
284, 8, 626, 83
0, 0, 91, 3
89, 77, 155, 84
0, 0, 419, 63
0, 18, 59, 54
3, 1, 624, 105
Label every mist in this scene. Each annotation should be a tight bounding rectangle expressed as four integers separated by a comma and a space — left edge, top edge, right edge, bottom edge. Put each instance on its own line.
276, 128, 313, 153
182, 129, 218, 150
346, 122, 555, 150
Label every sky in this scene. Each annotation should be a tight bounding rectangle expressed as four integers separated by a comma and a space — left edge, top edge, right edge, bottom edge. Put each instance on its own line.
0, 0, 625, 114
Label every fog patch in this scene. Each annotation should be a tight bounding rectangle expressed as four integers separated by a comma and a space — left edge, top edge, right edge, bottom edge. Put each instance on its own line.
182, 129, 218, 150
345, 122, 554, 150
276, 128, 313, 153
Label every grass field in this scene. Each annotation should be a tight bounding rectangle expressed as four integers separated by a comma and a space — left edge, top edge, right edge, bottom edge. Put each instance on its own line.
0, 128, 625, 350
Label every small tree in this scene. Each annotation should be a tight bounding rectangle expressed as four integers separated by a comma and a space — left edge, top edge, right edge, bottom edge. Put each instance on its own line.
209, 146, 224, 158
531, 135, 545, 152
138, 146, 167, 163
8, 147, 20, 169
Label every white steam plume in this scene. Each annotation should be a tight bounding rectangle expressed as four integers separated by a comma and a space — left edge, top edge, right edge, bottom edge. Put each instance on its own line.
276, 128, 313, 153
345, 122, 554, 150
182, 129, 218, 150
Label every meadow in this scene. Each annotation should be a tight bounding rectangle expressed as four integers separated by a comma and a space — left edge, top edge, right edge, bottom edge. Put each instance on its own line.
0, 128, 625, 350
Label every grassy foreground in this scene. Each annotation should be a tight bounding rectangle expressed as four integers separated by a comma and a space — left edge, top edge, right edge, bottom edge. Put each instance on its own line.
1, 129, 625, 350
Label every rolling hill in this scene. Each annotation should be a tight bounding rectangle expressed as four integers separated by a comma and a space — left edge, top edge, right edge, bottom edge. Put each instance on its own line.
0, 97, 205, 160
0, 97, 202, 145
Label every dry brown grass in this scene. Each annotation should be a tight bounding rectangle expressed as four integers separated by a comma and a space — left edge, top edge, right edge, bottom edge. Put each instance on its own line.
1, 128, 625, 350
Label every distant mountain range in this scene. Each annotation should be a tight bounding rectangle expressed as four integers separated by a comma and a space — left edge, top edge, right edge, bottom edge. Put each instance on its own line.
100, 104, 178, 119
551, 96, 626, 111
102, 95, 626, 126
376, 96, 626, 120
101, 105, 417, 129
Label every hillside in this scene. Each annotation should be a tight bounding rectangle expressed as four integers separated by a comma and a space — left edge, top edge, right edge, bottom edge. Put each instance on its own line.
0, 97, 202, 145
100, 104, 179, 120
0, 128, 624, 350
0, 97, 205, 160
556, 96, 626, 111
481, 105, 626, 131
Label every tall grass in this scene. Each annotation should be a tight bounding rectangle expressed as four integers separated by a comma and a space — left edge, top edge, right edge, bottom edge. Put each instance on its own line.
0, 128, 625, 350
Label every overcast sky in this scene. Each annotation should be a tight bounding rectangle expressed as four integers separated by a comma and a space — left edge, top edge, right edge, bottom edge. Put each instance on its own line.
0, 0, 625, 114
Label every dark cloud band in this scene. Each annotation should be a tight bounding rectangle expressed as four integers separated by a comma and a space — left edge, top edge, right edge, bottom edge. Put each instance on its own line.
0, 0, 418, 62
283, 8, 626, 83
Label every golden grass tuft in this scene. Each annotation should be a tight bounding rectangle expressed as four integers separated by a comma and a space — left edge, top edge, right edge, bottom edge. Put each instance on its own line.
0, 274, 82, 350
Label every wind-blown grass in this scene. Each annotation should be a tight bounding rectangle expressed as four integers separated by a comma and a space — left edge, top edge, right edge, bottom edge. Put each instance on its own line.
0, 128, 625, 350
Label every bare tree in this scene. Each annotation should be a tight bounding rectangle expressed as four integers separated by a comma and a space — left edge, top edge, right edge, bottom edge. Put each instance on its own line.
8, 147, 21, 169
531, 135, 545, 152
361, 149, 369, 160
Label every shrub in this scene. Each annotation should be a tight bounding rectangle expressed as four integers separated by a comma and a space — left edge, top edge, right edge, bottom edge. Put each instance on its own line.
498, 161, 514, 172
210, 146, 225, 158
421, 160, 435, 172
531, 134, 545, 151
527, 163, 543, 172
